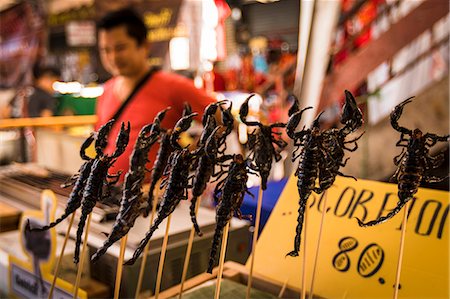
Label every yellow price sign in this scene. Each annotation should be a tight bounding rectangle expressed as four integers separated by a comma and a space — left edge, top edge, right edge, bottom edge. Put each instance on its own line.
249, 176, 449, 298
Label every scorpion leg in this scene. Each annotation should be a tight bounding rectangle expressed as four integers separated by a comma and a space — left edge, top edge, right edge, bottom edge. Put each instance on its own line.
424, 133, 449, 145
393, 150, 406, 166
422, 175, 449, 183
337, 171, 357, 180
395, 133, 409, 147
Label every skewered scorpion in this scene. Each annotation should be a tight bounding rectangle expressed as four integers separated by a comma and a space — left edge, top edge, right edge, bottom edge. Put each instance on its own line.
145, 104, 192, 216
27, 120, 115, 232
73, 121, 130, 264
207, 154, 253, 273
285, 106, 328, 257
357, 98, 449, 226
190, 101, 235, 236
239, 94, 287, 190
125, 113, 199, 265
91, 109, 168, 262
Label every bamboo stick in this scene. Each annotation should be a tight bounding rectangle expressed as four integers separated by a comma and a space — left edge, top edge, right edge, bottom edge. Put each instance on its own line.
301, 206, 308, 299
178, 198, 202, 299
246, 186, 264, 299
48, 213, 75, 299
154, 214, 173, 299
214, 222, 230, 299
308, 191, 328, 299
73, 213, 92, 299
114, 235, 128, 299
393, 201, 410, 299
135, 188, 160, 298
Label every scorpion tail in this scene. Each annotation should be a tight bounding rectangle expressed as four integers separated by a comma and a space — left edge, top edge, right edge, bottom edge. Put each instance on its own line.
286, 196, 307, 257
27, 212, 68, 232
124, 216, 164, 265
91, 236, 120, 263
190, 196, 203, 237
207, 223, 225, 273
145, 180, 158, 216
356, 200, 407, 227
73, 211, 89, 264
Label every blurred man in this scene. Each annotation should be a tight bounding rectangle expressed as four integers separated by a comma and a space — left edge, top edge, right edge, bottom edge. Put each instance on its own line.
28, 65, 60, 117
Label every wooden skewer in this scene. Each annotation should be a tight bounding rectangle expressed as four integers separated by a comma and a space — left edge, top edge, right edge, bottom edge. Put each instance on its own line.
154, 214, 173, 299
393, 201, 410, 299
246, 186, 264, 299
308, 191, 328, 299
178, 198, 202, 299
48, 213, 75, 299
301, 205, 308, 299
73, 212, 92, 299
277, 277, 289, 298
135, 192, 159, 299
114, 234, 128, 299
214, 221, 230, 299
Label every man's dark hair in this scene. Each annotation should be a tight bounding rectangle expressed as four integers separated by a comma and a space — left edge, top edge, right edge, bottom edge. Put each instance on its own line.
32, 65, 61, 80
97, 7, 148, 45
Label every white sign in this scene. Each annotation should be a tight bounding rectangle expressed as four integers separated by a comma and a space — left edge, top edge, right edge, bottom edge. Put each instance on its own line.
65, 21, 96, 47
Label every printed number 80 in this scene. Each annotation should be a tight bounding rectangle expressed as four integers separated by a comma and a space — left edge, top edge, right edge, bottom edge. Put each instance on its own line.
332, 236, 385, 278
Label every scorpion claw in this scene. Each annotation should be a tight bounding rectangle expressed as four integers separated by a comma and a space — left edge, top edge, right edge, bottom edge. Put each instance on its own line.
239, 94, 257, 125
341, 90, 363, 130
390, 97, 414, 134
287, 95, 300, 117
286, 107, 313, 139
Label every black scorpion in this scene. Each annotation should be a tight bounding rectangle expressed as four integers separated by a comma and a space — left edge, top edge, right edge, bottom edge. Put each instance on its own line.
285, 106, 328, 257
125, 113, 199, 265
357, 98, 449, 226
145, 103, 191, 216
207, 154, 253, 273
27, 120, 115, 232
239, 94, 287, 190
73, 121, 130, 264
189, 101, 235, 236
91, 110, 168, 262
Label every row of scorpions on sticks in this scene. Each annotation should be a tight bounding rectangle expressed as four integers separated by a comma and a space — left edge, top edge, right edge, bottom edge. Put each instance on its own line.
27, 91, 448, 271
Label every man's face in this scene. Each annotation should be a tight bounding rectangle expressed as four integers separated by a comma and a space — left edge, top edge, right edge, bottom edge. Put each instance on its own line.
98, 25, 148, 77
